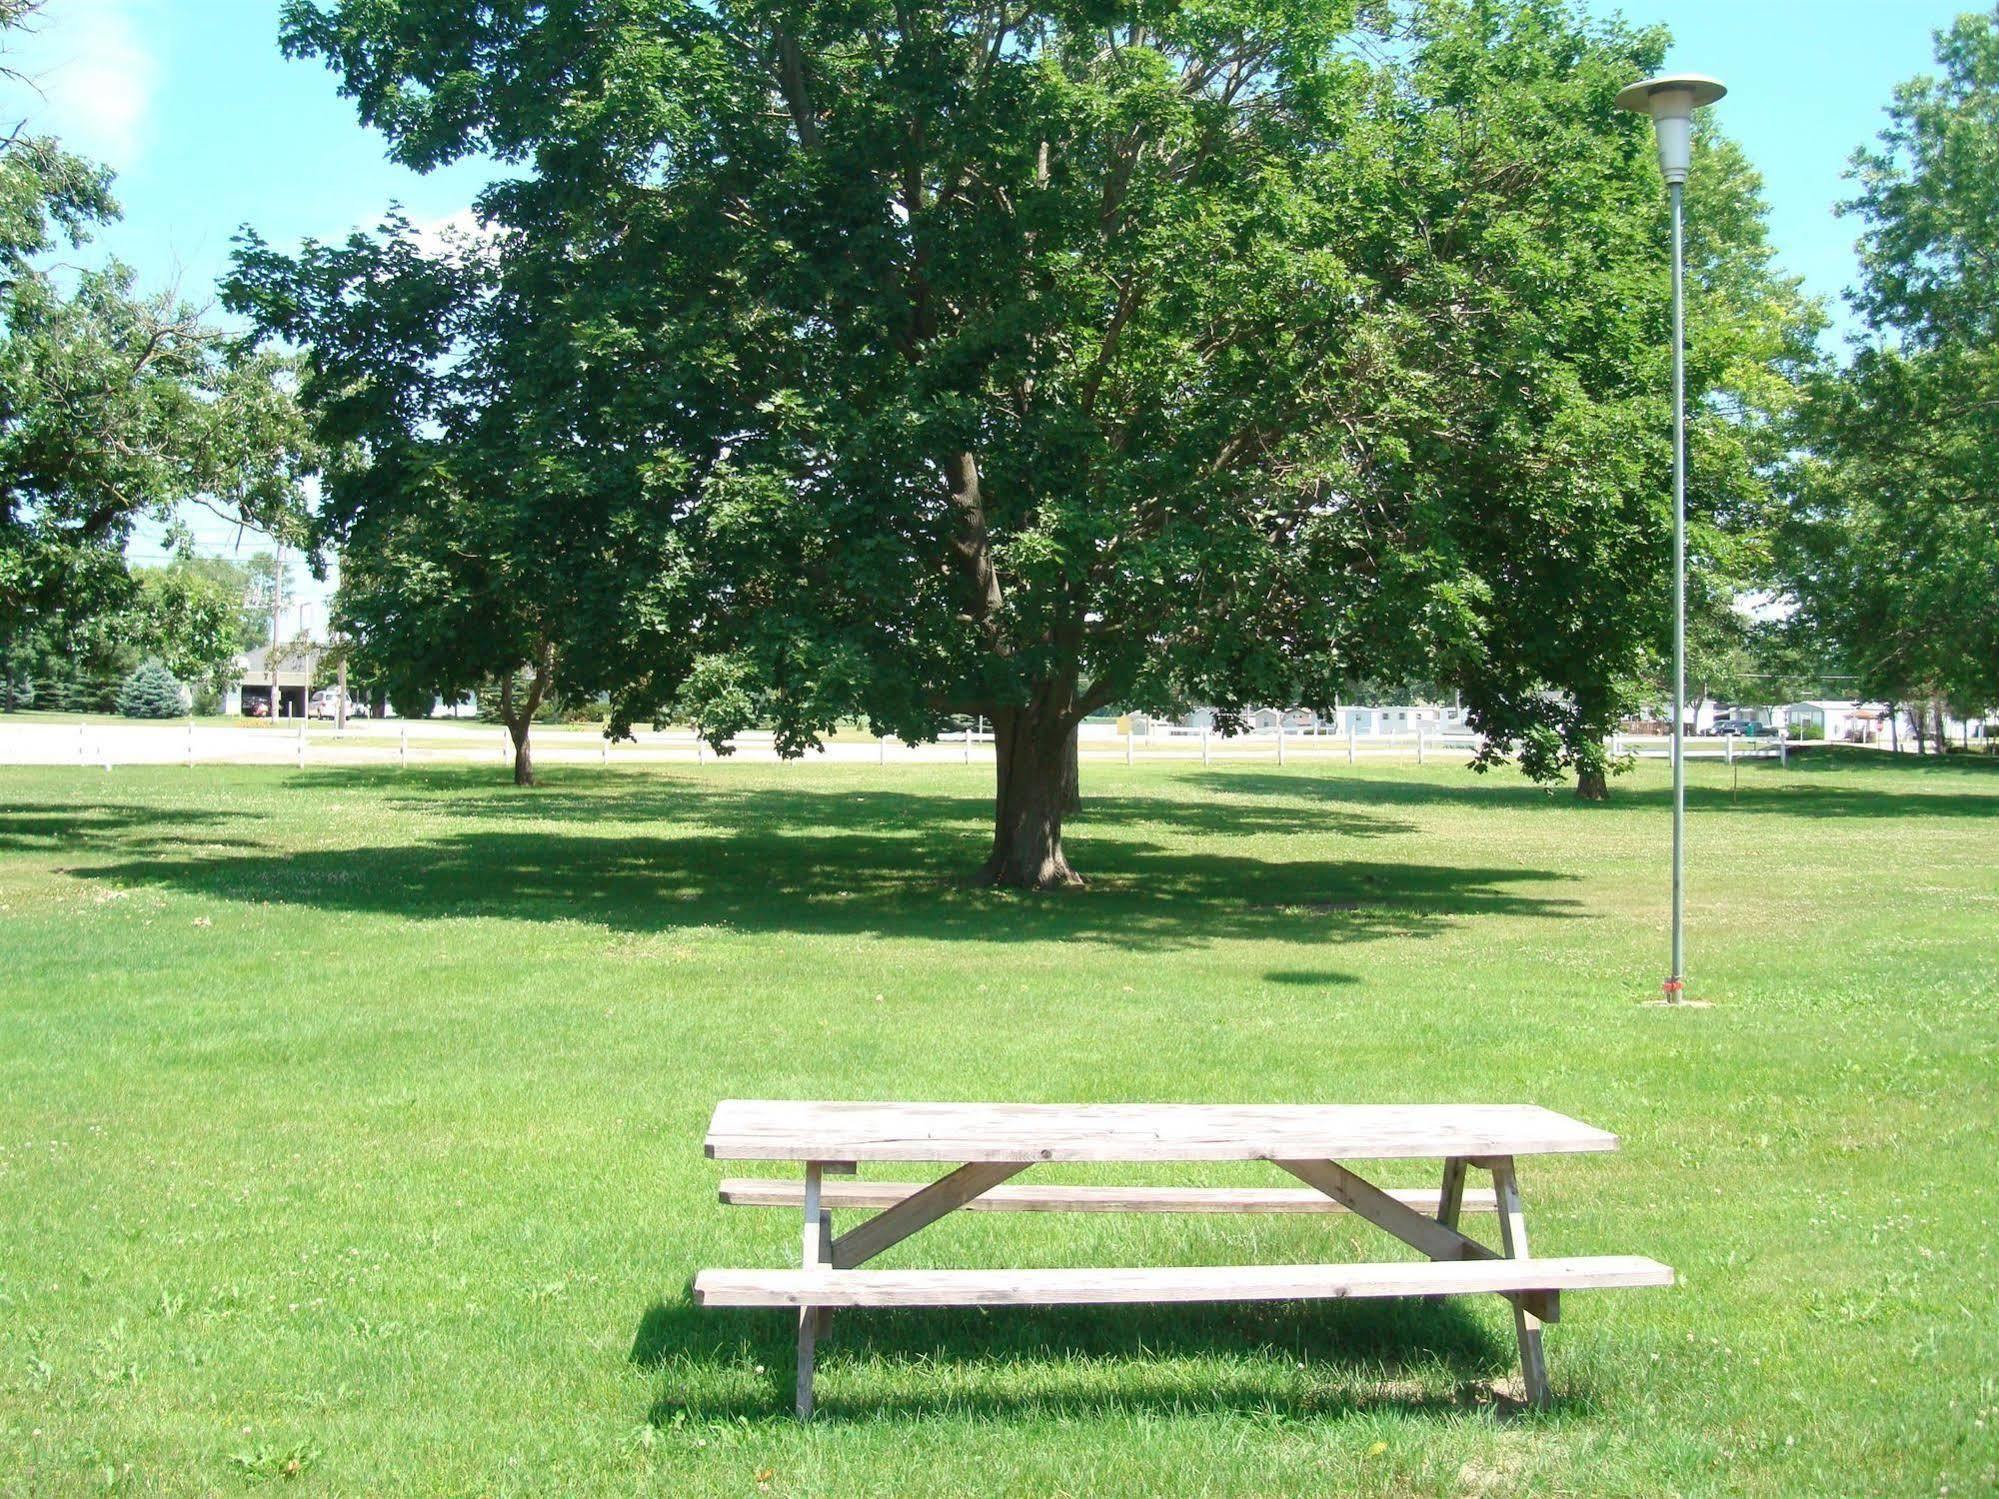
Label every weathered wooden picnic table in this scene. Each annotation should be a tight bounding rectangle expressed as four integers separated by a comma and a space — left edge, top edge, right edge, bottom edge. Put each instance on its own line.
694, 1100, 1673, 1417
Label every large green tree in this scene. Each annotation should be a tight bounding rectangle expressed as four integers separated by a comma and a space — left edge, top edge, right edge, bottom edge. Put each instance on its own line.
1784, 9, 1999, 732
229, 213, 700, 785
1332, 34, 1817, 799
277, 0, 1811, 876
0, 6, 314, 673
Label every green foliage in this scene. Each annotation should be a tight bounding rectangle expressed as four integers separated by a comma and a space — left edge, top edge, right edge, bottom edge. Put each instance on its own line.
0, 540, 267, 710
266, 0, 1813, 848
227, 209, 695, 771
1637, 601, 1823, 721
0, 611, 138, 712
114, 659, 185, 718
0, 7, 316, 651
673, 653, 766, 753
125, 556, 251, 689
1785, 9, 1999, 720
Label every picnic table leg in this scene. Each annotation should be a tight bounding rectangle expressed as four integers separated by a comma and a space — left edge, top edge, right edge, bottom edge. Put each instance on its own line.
1436, 1157, 1468, 1229
1422, 1157, 1471, 1304
797, 1162, 825, 1418
1488, 1156, 1551, 1410
814, 1203, 834, 1338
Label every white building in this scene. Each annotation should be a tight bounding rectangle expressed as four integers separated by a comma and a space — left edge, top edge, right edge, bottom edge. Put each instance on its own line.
1780, 701, 1882, 743
223, 646, 480, 720
1332, 703, 1468, 737
1177, 704, 1468, 735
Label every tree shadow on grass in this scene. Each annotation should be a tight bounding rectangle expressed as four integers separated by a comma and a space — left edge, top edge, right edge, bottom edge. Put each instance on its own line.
72, 784, 1579, 951
629, 1290, 1528, 1422
288, 764, 1425, 844
0, 802, 255, 855
1190, 755, 1999, 821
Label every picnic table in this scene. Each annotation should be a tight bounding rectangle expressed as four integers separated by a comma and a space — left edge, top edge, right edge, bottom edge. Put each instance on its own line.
695, 1100, 1673, 1417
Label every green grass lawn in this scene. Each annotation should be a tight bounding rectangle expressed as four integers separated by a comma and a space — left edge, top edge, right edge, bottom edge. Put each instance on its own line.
1, 754, 1994, 1496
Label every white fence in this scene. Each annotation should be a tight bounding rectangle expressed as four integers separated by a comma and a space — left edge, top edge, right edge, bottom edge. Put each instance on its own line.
0, 715, 1790, 771
1077, 721, 1785, 767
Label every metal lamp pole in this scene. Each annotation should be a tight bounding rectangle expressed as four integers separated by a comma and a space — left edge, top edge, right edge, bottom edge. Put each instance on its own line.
1617, 73, 1725, 1004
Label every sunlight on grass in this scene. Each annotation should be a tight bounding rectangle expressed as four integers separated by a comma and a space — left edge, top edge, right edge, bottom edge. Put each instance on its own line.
0, 754, 1994, 1495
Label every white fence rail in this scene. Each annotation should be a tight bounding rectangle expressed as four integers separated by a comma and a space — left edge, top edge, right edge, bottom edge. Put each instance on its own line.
0, 716, 1791, 771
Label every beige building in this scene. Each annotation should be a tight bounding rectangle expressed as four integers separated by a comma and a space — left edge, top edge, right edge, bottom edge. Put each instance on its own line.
227, 644, 324, 718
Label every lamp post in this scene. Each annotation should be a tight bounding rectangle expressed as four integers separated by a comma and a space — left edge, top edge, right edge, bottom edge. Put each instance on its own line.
1616, 73, 1725, 1004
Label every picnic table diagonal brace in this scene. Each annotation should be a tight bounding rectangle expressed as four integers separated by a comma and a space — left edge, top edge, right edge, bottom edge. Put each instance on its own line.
1437, 1156, 1469, 1230
1275, 1155, 1555, 1406
794, 1159, 1029, 1417
829, 1160, 1031, 1270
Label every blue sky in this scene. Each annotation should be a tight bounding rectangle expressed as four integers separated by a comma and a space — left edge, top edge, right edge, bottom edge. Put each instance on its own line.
0, 0, 1979, 622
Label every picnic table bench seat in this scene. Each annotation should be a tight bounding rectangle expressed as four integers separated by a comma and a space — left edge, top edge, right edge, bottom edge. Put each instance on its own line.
697, 1100, 1671, 1417
695, 1255, 1675, 1308
719, 1177, 1502, 1216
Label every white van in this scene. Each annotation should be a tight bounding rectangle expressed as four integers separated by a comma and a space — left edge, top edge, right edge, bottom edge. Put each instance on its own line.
308, 689, 361, 720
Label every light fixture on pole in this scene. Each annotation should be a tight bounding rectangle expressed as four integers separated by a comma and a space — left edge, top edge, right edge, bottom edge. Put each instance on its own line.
1616, 72, 1724, 1005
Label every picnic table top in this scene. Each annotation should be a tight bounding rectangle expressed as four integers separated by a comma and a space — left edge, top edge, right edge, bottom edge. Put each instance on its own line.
705, 1100, 1619, 1163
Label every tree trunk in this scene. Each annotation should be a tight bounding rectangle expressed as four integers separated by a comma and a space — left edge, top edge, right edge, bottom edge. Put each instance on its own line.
499, 642, 554, 787
979, 707, 1082, 889
499, 673, 536, 787
509, 718, 534, 786
1573, 686, 1615, 801
1060, 723, 1080, 816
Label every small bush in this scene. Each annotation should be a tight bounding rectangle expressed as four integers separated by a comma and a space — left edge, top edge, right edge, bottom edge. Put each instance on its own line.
116, 661, 186, 719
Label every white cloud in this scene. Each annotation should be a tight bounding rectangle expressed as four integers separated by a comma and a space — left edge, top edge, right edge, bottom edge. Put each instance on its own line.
407, 206, 501, 260
20, 0, 157, 169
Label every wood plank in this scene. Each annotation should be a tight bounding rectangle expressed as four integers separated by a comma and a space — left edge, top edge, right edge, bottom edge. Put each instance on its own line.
1274, 1158, 1557, 1322
796, 1163, 823, 1418
827, 1161, 1029, 1270
1427, 1157, 1471, 1306
1274, 1157, 1493, 1262
719, 1178, 1501, 1216
705, 1101, 1619, 1164
693, 1255, 1676, 1308
1491, 1157, 1551, 1409
1437, 1158, 1469, 1231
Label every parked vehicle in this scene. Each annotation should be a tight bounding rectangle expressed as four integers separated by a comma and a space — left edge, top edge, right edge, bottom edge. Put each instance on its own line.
309, 690, 360, 720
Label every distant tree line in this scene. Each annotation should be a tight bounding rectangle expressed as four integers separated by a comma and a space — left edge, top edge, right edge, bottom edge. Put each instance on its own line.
1778, 7, 1999, 750
0, 1, 314, 712
0, 549, 285, 713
